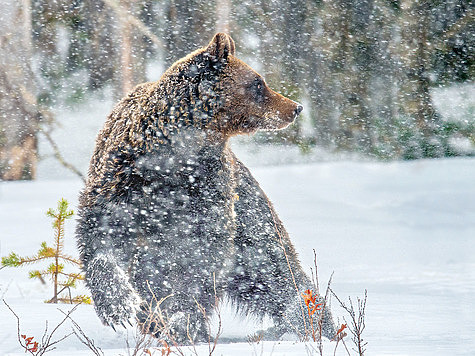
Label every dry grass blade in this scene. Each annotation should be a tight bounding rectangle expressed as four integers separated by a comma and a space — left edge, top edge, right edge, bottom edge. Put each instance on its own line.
267, 200, 308, 340
58, 307, 104, 356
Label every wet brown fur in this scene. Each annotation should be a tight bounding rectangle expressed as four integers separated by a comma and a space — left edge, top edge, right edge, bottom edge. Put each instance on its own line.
76, 33, 336, 342
82, 33, 299, 207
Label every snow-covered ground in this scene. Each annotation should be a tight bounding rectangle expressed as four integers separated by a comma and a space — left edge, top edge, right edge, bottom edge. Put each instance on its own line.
1, 157, 474, 355
1, 80, 474, 355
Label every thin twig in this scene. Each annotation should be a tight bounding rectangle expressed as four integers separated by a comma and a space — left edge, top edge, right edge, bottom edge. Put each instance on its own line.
58, 307, 104, 356
313, 249, 320, 296
316, 273, 333, 354
330, 289, 367, 356
267, 200, 308, 339
209, 272, 222, 355
186, 314, 199, 356
40, 305, 78, 354
46, 274, 82, 304
143, 281, 184, 356
3, 300, 25, 354
3, 299, 76, 355
342, 338, 352, 356
39, 127, 85, 181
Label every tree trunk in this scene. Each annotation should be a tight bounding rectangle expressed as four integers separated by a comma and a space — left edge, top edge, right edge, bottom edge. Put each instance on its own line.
0, 0, 38, 180
164, 0, 211, 66
119, 3, 135, 95
83, 0, 118, 90
397, 0, 441, 158
215, 0, 231, 33
112, 0, 148, 97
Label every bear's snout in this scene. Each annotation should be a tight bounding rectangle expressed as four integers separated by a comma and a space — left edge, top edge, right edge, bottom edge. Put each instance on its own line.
294, 104, 303, 118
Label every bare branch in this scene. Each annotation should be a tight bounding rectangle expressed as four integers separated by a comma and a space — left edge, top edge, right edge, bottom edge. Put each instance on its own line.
40, 305, 78, 354
330, 288, 367, 356
0, 60, 84, 181
39, 127, 85, 181
209, 272, 222, 355
3, 299, 76, 355
3, 300, 27, 354
313, 249, 320, 296
59, 308, 104, 356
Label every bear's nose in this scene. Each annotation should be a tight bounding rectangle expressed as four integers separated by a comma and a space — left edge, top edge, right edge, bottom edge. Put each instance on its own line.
294, 105, 303, 116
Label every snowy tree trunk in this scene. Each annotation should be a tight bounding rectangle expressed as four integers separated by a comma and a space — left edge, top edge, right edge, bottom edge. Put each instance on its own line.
397, 0, 441, 158
163, 0, 212, 66
317, 0, 374, 151
0, 0, 38, 180
119, 3, 135, 95
215, 0, 231, 33
114, 0, 148, 97
83, 0, 118, 90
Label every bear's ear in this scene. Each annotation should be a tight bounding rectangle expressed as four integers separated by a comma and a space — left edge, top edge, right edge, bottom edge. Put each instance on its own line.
205, 33, 235, 62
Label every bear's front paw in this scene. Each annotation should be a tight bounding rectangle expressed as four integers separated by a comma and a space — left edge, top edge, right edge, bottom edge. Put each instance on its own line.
87, 253, 141, 329
95, 287, 141, 330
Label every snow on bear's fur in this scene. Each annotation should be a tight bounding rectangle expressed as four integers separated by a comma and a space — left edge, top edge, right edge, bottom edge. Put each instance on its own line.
76, 33, 335, 342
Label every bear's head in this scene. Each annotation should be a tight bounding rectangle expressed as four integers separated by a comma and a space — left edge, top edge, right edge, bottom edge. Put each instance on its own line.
161, 33, 303, 138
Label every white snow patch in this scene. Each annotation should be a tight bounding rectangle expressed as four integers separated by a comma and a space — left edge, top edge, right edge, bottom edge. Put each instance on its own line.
1, 158, 474, 355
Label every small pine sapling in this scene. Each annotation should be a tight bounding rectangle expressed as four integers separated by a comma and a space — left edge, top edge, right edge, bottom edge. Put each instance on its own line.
1, 198, 91, 304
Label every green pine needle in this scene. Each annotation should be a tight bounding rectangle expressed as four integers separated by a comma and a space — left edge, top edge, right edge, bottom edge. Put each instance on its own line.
29, 270, 42, 279
1, 198, 88, 304
1, 252, 21, 267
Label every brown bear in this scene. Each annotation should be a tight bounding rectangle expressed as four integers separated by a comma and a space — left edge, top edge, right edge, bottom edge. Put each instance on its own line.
76, 33, 335, 342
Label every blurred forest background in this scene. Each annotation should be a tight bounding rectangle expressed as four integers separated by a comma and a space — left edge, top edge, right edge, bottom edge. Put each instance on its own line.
0, 0, 473, 180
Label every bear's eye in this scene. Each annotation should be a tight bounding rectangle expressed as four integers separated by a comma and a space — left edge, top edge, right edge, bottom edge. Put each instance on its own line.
249, 77, 265, 102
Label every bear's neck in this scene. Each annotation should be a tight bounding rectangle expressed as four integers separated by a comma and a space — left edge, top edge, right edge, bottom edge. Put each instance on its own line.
140, 77, 223, 147
163, 126, 228, 158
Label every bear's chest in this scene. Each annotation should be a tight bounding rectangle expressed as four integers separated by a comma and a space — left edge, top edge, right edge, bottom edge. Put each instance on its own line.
137, 146, 233, 200
128, 143, 237, 286
131, 138, 237, 244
